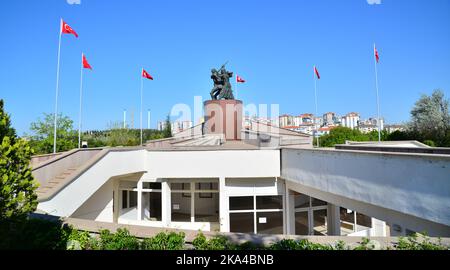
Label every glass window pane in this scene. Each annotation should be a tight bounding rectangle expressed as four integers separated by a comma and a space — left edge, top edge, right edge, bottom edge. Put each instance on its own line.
356, 212, 372, 231
256, 196, 283, 210
311, 197, 327, 207
122, 190, 128, 209
171, 192, 191, 222
171, 183, 190, 191
340, 207, 355, 235
144, 182, 162, 189
229, 196, 254, 210
294, 193, 310, 208
196, 182, 218, 191
129, 191, 137, 208
149, 192, 162, 221
195, 193, 219, 222
230, 213, 254, 233
313, 209, 328, 235
295, 211, 309, 235
256, 212, 283, 234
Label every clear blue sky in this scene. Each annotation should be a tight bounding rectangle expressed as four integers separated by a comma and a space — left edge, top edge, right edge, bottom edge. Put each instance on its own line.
1, 0, 449, 135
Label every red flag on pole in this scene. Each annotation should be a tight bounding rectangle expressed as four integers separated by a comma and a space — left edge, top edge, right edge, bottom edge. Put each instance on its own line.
314, 66, 320, 79
374, 45, 380, 63
142, 69, 153, 80
61, 19, 78, 38
82, 54, 92, 70
236, 75, 246, 83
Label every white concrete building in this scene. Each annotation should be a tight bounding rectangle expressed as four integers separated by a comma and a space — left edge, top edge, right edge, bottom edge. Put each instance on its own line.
31, 105, 450, 238
341, 112, 360, 129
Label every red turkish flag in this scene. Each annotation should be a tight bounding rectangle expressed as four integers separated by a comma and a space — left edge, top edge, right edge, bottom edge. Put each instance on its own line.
314, 66, 320, 79
61, 19, 78, 38
236, 75, 246, 83
374, 45, 380, 63
82, 54, 92, 70
142, 69, 153, 80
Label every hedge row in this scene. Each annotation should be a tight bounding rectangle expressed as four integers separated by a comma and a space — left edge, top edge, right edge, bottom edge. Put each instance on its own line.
0, 218, 448, 250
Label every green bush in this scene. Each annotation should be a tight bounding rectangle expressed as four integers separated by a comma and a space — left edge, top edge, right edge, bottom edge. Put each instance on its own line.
423, 140, 436, 147
268, 239, 337, 250
93, 228, 140, 250
2, 219, 448, 250
64, 227, 92, 250
192, 233, 237, 250
141, 231, 185, 250
396, 233, 448, 250
353, 237, 376, 250
0, 218, 70, 250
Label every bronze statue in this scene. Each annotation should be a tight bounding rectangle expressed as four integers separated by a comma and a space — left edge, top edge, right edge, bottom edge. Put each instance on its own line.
210, 63, 234, 100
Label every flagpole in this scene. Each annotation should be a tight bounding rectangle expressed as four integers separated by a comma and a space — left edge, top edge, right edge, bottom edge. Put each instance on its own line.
140, 68, 144, 146
53, 19, 63, 153
374, 43, 381, 143
314, 65, 319, 148
234, 75, 238, 99
78, 53, 84, 148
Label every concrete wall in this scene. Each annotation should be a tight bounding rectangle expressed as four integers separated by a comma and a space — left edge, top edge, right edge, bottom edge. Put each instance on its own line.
71, 179, 114, 222
281, 148, 450, 236
146, 150, 280, 178
32, 149, 103, 187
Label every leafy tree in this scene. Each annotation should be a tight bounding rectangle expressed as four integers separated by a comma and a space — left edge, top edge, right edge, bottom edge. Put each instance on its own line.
106, 122, 139, 146
162, 114, 172, 138
28, 113, 77, 154
318, 127, 371, 147
0, 99, 38, 221
409, 89, 450, 146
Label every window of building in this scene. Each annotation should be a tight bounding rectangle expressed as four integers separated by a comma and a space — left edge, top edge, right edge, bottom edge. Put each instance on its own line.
256, 196, 283, 210
143, 182, 162, 190
171, 181, 219, 223
129, 191, 137, 208
256, 211, 283, 234
121, 190, 138, 209
340, 207, 372, 235
229, 195, 284, 234
122, 190, 128, 209
293, 192, 328, 236
230, 213, 254, 233
171, 192, 191, 222
141, 182, 162, 221
229, 196, 253, 211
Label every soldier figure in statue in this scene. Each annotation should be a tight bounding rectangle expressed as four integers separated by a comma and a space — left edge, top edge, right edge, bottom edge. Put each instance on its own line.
210, 68, 223, 100
209, 63, 235, 100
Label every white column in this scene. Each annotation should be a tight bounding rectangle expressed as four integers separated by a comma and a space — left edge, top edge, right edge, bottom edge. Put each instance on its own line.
371, 218, 387, 237
327, 204, 341, 236
161, 180, 171, 227
284, 183, 295, 235
137, 180, 143, 221
190, 181, 195, 223
113, 180, 119, 223
219, 176, 229, 232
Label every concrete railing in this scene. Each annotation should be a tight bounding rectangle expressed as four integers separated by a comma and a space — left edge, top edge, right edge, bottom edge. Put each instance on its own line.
32, 148, 104, 188
335, 144, 450, 155
31, 152, 64, 168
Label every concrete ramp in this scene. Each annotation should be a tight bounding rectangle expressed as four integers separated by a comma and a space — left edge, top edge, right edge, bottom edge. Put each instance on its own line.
281, 147, 450, 236
33, 148, 147, 217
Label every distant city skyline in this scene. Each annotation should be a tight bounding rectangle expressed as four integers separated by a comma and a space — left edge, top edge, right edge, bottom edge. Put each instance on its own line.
1, 0, 449, 136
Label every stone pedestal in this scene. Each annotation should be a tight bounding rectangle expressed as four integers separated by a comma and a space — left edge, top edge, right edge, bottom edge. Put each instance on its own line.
204, 100, 243, 140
